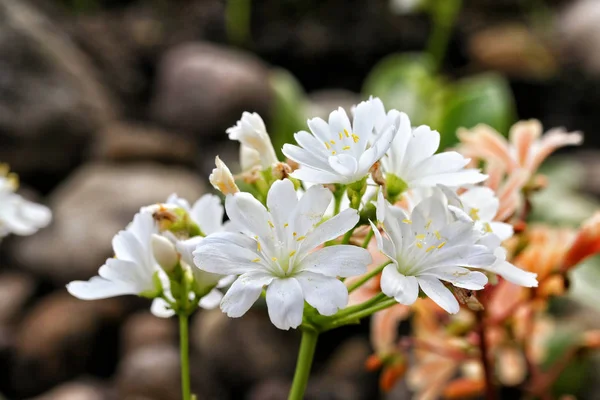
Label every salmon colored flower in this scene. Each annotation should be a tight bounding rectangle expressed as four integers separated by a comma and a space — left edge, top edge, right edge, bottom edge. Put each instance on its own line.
563, 212, 600, 271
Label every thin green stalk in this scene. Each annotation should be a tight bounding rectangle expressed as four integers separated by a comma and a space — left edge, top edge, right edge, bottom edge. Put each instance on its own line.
347, 261, 391, 293
361, 229, 375, 249
288, 328, 319, 400
325, 292, 388, 322
328, 298, 397, 328
225, 0, 252, 46
426, 0, 463, 71
341, 227, 356, 244
179, 314, 191, 400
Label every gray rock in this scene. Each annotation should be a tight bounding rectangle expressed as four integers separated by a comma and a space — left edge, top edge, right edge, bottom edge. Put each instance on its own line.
0, 0, 115, 180
559, 0, 600, 76
121, 311, 176, 356
26, 380, 112, 400
150, 42, 273, 139
9, 162, 206, 284
0, 272, 35, 326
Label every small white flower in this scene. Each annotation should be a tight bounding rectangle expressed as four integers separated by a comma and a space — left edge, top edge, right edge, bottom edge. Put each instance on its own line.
193, 179, 372, 330
283, 98, 396, 185
67, 211, 162, 300
0, 172, 51, 239
209, 156, 240, 196
373, 190, 495, 314
375, 99, 486, 190
240, 144, 262, 171
164, 193, 225, 236
227, 112, 278, 169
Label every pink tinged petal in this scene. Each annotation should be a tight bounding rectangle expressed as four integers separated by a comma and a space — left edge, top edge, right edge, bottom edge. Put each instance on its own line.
416, 276, 460, 314
191, 194, 224, 235
422, 267, 488, 290
328, 154, 358, 177
298, 245, 371, 277
282, 143, 331, 171
198, 289, 224, 309
151, 298, 176, 318
267, 179, 298, 230
265, 277, 304, 330
380, 265, 419, 305
292, 184, 332, 238
509, 120, 542, 167
295, 271, 349, 316
67, 276, 138, 300
220, 271, 274, 318
530, 128, 583, 172
290, 166, 346, 184
299, 208, 359, 252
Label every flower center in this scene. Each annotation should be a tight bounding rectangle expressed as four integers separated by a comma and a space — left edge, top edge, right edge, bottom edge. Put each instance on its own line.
323, 129, 360, 156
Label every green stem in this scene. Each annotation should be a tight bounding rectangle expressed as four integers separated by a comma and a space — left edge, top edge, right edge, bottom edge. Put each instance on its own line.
426, 0, 463, 71
225, 0, 252, 46
361, 229, 375, 249
288, 328, 319, 400
347, 261, 391, 293
179, 314, 191, 400
341, 226, 356, 245
333, 186, 345, 216
322, 292, 388, 324
328, 298, 397, 329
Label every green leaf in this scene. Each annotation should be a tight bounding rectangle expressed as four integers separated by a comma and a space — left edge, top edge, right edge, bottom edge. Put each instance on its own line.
362, 52, 443, 126
268, 69, 308, 159
437, 73, 516, 149
541, 329, 589, 396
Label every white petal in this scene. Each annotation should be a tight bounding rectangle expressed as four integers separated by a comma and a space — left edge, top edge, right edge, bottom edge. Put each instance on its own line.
66, 276, 137, 300
193, 236, 263, 275
307, 117, 332, 143
402, 126, 440, 169
290, 166, 345, 185
299, 208, 359, 252
481, 248, 538, 287
18, 200, 52, 228
294, 130, 330, 157
417, 276, 460, 314
293, 184, 332, 237
489, 222, 514, 241
265, 278, 304, 330
410, 170, 487, 188
198, 289, 224, 309
98, 258, 155, 293
383, 112, 412, 173
267, 179, 298, 231
423, 267, 488, 290
190, 194, 224, 235
328, 154, 358, 177
220, 271, 274, 318
380, 265, 419, 305
370, 220, 397, 261
282, 144, 331, 171
352, 99, 375, 152
151, 298, 176, 318
225, 192, 273, 241
298, 245, 370, 277
295, 271, 348, 316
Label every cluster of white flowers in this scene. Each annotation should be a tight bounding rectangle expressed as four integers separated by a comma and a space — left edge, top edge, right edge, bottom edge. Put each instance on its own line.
0, 165, 51, 240
67, 97, 538, 330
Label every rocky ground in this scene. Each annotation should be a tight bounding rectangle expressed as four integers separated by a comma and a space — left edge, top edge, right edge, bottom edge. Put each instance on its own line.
1, 0, 600, 399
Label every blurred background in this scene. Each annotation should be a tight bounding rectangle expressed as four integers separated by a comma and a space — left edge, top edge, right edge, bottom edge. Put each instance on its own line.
1, 0, 600, 399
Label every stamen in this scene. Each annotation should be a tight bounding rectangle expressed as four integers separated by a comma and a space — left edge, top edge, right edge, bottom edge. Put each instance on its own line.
324, 142, 331, 150
339, 132, 343, 140
289, 250, 296, 257
330, 140, 336, 145
284, 223, 289, 228
342, 146, 351, 150
434, 230, 441, 240
437, 242, 447, 249
344, 129, 350, 137
415, 234, 426, 240
251, 258, 261, 263
293, 232, 297, 237
268, 220, 274, 228
331, 151, 336, 155
352, 134, 360, 143
402, 219, 412, 224
483, 222, 493, 233
469, 208, 480, 221
416, 242, 423, 249
271, 257, 278, 261
296, 236, 306, 241
425, 219, 432, 229
425, 245, 436, 253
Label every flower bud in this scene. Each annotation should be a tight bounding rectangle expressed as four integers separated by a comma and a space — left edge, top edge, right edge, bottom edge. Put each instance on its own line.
563, 212, 600, 271
151, 234, 179, 272
227, 112, 278, 169
385, 173, 408, 204
209, 156, 239, 195
240, 144, 261, 171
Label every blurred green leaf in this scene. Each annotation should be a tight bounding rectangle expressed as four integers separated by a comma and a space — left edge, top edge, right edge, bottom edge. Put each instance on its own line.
268, 69, 308, 159
362, 53, 443, 126
541, 329, 589, 396
437, 73, 516, 149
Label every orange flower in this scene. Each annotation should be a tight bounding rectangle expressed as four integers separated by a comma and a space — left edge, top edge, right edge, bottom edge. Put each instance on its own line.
563, 212, 600, 271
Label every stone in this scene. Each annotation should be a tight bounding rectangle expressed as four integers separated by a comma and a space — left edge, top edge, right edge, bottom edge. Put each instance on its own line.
121, 311, 177, 356
192, 308, 298, 387
0, 0, 115, 188
11, 292, 125, 397
9, 162, 206, 284
150, 42, 273, 139
0, 272, 35, 326
559, 0, 600, 76
26, 380, 111, 400
92, 121, 197, 165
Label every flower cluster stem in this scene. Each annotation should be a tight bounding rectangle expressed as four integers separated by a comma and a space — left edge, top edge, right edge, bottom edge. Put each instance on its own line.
347, 261, 391, 293
288, 328, 319, 400
179, 313, 192, 400
476, 311, 496, 400
361, 229, 375, 248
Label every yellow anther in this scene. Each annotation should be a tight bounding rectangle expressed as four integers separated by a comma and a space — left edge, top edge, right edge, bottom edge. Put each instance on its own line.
437, 242, 447, 249
271, 257, 278, 261
7, 173, 19, 190
351, 134, 360, 143
402, 219, 412, 224
284, 223, 289, 228
344, 129, 350, 137
251, 258, 261, 263
289, 250, 296, 257
483, 222, 493, 233
268, 220, 274, 228
330, 140, 336, 145
416, 242, 424, 249
293, 232, 297, 237
469, 208, 480, 221
342, 146, 351, 150
425, 219, 432, 229
434, 230, 441, 240
296, 236, 306, 241
415, 234, 426, 240
425, 245, 436, 253
0, 163, 9, 176
331, 151, 336, 155
339, 132, 343, 140
324, 142, 331, 150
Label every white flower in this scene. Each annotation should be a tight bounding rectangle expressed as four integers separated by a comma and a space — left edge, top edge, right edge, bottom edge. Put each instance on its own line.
375, 99, 486, 190
193, 179, 372, 330
282, 98, 396, 185
240, 144, 261, 171
373, 190, 496, 314
164, 193, 225, 236
0, 171, 51, 239
227, 112, 278, 169
67, 211, 162, 300
209, 156, 239, 195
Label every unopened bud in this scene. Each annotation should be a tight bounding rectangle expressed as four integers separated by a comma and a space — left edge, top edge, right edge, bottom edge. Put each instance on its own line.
227, 112, 278, 169
209, 156, 239, 195
240, 144, 261, 171
151, 234, 179, 272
